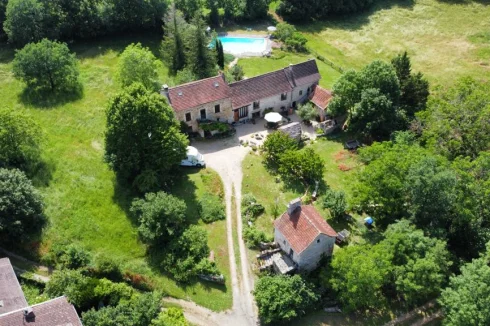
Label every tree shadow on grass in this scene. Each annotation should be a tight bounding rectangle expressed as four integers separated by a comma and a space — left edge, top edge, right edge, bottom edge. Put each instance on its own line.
18, 84, 84, 109
72, 33, 164, 61
29, 158, 56, 188
296, 0, 416, 33
0, 43, 16, 64
170, 168, 202, 225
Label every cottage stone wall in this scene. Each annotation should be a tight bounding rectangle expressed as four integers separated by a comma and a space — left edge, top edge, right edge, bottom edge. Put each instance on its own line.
291, 83, 317, 105
175, 98, 233, 132
295, 234, 335, 272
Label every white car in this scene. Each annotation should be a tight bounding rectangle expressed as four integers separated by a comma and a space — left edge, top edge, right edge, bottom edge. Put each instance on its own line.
180, 146, 206, 167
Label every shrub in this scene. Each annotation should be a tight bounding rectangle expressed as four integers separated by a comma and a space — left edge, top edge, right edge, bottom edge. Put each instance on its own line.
58, 244, 92, 270
279, 148, 325, 186
243, 226, 270, 248
254, 275, 319, 325
117, 43, 160, 90
262, 131, 299, 166
0, 168, 45, 242
322, 189, 347, 219
297, 102, 317, 121
285, 32, 308, 52
151, 308, 188, 326
131, 191, 187, 245
195, 259, 221, 276
94, 278, 134, 306
93, 255, 122, 281
198, 193, 225, 223
242, 193, 265, 220
273, 23, 296, 42
45, 269, 99, 309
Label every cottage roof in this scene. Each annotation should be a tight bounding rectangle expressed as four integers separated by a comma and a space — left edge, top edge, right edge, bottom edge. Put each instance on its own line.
0, 296, 82, 326
310, 85, 333, 110
166, 75, 230, 112
274, 205, 337, 254
229, 69, 293, 109
289, 59, 321, 86
0, 258, 28, 315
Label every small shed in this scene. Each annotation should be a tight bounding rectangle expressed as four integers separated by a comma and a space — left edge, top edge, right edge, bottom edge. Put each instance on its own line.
278, 122, 302, 142
309, 85, 333, 121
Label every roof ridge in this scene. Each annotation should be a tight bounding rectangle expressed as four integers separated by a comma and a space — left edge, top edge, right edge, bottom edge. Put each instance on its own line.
0, 296, 69, 318
229, 66, 289, 86
169, 75, 224, 90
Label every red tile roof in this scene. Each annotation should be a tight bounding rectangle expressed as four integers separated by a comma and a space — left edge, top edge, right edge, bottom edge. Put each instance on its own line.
0, 296, 82, 326
0, 258, 28, 315
310, 85, 333, 110
230, 69, 293, 109
167, 75, 230, 112
274, 205, 337, 254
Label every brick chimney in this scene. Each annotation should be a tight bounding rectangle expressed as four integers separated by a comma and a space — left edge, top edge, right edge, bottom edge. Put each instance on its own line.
287, 198, 302, 215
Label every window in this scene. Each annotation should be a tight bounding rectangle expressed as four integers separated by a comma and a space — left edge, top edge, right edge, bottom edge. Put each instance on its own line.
200, 109, 206, 120
238, 106, 248, 118
317, 239, 320, 243
283, 240, 286, 245
299, 90, 303, 96
214, 104, 220, 113
253, 101, 260, 110
281, 93, 287, 101
185, 113, 191, 122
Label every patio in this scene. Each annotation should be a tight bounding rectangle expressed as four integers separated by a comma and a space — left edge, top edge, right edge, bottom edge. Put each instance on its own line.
235, 113, 320, 147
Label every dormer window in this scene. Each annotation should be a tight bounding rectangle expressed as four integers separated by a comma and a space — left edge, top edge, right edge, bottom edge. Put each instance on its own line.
178, 91, 183, 96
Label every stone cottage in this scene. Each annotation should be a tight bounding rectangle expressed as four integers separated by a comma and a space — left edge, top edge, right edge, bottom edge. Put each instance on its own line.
274, 198, 337, 272
161, 60, 321, 133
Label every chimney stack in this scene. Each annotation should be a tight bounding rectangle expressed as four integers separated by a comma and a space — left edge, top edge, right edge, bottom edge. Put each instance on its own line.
161, 84, 170, 102
287, 198, 302, 215
23, 307, 35, 321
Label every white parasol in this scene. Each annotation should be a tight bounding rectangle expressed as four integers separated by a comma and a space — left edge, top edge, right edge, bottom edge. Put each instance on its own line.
264, 112, 283, 123
267, 26, 277, 32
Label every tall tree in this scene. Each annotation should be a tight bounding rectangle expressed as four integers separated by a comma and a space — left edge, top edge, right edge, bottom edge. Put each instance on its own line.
279, 148, 325, 187
391, 52, 429, 116
4, 0, 45, 46
329, 243, 393, 311
254, 275, 318, 325
163, 5, 187, 74
0, 0, 8, 40
130, 191, 187, 245
0, 108, 42, 171
187, 14, 216, 79
0, 168, 45, 243
117, 43, 160, 90
105, 83, 188, 192
12, 39, 80, 93
439, 247, 490, 326
421, 78, 490, 160
208, 0, 219, 26
215, 39, 224, 69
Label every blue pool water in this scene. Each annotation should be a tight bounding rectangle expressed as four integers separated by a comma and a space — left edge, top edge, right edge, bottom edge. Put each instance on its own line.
217, 36, 267, 55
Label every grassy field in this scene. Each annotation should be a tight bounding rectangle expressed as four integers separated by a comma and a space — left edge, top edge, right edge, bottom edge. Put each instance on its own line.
298, 0, 490, 86
242, 134, 361, 238
0, 35, 232, 311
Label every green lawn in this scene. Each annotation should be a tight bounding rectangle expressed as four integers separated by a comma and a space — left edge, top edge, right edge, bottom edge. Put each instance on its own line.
0, 35, 231, 311
242, 135, 360, 238
298, 0, 490, 86
239, 50, 342, 89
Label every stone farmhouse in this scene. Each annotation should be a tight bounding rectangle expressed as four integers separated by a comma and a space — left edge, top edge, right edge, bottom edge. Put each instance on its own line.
161, 60, 321, 133
0, 257, 82, 326
274, 198, 337, 272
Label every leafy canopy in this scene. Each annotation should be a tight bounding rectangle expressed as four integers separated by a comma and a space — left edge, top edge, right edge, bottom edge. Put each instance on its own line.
254, 275, 318, 325
117, 43, 160, 90
0, 168, 45, 242
262, 131, 298, 166
105, 83, 188, 192
0, 108, 42, 172
279, 147, 325, 187
131, 191, 187, 245
13, 39, 80, 93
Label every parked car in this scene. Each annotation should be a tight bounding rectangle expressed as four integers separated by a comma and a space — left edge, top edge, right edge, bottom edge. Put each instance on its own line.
180, 146, 205, 167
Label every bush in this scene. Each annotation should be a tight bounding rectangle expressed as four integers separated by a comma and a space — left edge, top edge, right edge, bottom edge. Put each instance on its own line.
13, 39, 81, 93
284, 32, 308, 52
241, 193, 265, 220
322, 189, 347, 219
131, 191, 187, 245
0, 168, 45, 242
93, 278, 134, 306
254, 275, 319, 325
198, 193, 225, 223
45, 269, 99, 309
0, 108, 42, 172
262, 131, 299, 166
93, 255, 122, 281
279, 148, 325, 186
117, 43, 160, 90
297, 102, 317, 121
151, 308, 188, 326
273, 23, 296, 42
195, 259, 221, 276
58, 244, 92, 270
243, 226, 270, 248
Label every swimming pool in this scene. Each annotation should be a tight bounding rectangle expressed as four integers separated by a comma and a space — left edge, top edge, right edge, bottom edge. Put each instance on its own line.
218, 36, 268, 56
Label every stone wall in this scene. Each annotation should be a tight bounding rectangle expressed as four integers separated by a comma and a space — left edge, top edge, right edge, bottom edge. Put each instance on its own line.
175, 98, 234, 132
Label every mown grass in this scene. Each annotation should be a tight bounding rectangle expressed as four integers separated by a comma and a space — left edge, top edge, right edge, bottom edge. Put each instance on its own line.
239, 50, 342, 89
0, 34, 231, 311
242, 134, 360, 239
297, 0, 490, 86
